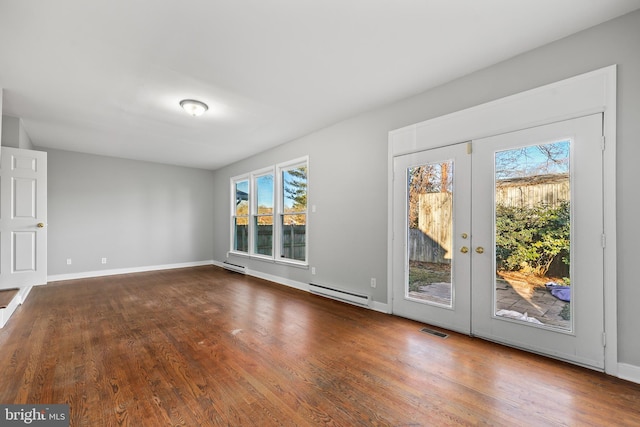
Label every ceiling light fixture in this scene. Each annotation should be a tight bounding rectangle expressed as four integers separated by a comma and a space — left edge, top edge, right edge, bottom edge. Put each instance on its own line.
180, 99, 208, 117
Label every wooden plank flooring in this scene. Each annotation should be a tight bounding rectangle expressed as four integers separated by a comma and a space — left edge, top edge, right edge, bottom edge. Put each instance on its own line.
0, 288, 19, 308
0, 265, 639, 426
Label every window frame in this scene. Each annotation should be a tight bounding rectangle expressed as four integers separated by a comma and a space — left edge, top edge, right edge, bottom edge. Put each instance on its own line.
230, 175, 250, 254
276, 157, 309, 266
252, 167, 275, 260
229, 156, 309, 267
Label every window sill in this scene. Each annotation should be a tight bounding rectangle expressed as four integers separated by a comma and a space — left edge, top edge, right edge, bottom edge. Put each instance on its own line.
275, 258, 309, 269
227, 251, 308, 269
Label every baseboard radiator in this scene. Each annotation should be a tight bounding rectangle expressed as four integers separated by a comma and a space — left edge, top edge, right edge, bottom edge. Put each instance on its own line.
222, 261, 246, 274
309, 283, 370, 307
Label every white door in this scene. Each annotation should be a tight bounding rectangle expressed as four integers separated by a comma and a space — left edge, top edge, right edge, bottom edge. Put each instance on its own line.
471, 114, 604, 369
0, 147, 48, 289
392, 143, 472, 334
392, 114, 604, 369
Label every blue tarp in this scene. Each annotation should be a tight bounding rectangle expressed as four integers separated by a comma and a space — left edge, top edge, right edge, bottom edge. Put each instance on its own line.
545, 282, 571, 302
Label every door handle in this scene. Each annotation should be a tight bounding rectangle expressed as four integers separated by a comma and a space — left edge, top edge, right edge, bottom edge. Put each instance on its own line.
475, 246, 484, 254
37, 223, 45, 228
460, 246, 469, 253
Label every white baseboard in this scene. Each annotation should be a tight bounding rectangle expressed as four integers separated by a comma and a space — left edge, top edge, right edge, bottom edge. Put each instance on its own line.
47, 260, 214, 282
18, 286, 33, 304
212, 260, 308, 292
618, 363, 640, 385
212, 260, 390, 313
248, 269, 309, 292
370, 300, 390, 314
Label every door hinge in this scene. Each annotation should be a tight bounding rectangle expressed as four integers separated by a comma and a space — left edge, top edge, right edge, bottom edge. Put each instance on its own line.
601, 234, 606, 248
466, 142, 473, 154
601, 136, 606, 151
602, 332, 606, 347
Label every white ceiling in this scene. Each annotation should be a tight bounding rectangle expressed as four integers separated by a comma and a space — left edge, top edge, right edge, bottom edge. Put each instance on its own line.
1, 1, 639, 170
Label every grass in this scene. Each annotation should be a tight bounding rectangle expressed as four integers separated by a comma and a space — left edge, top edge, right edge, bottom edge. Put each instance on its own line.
408, 261, 451, 292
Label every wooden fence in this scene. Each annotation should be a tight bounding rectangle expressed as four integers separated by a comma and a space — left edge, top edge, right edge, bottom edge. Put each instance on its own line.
409, 193, 452, 263
409, 174, 570, 263
235, 224, 305, 261
495, 173, 569, 208
281, 225, 306, 261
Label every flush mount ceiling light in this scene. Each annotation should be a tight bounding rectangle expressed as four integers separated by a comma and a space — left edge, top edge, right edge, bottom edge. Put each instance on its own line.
180, 99, 208, 117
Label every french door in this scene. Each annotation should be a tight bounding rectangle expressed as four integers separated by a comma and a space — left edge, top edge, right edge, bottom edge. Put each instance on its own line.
392, 114, 605, 369
392, 143, 472, 333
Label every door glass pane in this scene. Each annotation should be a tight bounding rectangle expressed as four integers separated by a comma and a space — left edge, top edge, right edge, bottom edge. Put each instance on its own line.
494, 140, 572, 330
407, 160, 453, 306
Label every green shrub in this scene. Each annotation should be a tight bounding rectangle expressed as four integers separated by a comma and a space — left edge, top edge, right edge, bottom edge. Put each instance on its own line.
495, 201, 570, 276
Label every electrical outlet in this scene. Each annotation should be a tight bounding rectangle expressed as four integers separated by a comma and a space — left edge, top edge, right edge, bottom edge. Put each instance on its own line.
101, 257, 107, 264
66, 258, 72, 265
311, 267, 316, 275
370, 278, 377, 288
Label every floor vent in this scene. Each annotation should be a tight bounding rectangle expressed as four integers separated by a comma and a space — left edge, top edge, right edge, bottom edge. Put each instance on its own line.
420, 327, 449, 339
222, 261, 246, 275
309, 283, 370, 307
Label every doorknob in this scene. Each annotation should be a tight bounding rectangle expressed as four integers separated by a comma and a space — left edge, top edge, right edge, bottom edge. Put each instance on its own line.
475, 246, 484, 254
37, 223, 45, 228
460, 246, 469, 253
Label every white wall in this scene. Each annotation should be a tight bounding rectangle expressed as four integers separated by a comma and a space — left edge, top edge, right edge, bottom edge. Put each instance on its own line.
0, 89, 3, 148
212, 10, 640, 369
43, 148, 215, 277
1, 115, 34, 150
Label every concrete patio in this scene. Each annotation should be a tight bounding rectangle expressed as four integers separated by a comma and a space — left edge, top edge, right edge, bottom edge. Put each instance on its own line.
410, 278, 570, 329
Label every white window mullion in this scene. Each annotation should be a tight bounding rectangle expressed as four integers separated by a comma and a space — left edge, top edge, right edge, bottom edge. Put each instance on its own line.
274, 167, 283, 260
247, 174, 255, 256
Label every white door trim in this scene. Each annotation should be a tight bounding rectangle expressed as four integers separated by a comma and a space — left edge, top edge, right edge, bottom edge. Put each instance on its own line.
388, 65, 617, 375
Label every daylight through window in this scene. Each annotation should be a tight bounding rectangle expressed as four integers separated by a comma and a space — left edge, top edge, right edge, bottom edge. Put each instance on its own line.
230, 157, 308, 265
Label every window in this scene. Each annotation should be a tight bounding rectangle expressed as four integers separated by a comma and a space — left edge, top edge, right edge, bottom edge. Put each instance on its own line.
232, 178, 249, 253
254, 172, 274, 257
279, 162, 307, 262
230, 157, 308, 265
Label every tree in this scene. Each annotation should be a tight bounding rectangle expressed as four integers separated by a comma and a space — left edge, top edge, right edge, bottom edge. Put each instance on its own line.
495, 141, 569, 179
407, 162, 452, 228
284, 166, 307, 211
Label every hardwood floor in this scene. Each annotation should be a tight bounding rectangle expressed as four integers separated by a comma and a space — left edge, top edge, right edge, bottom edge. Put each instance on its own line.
1, 266, 639, 426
